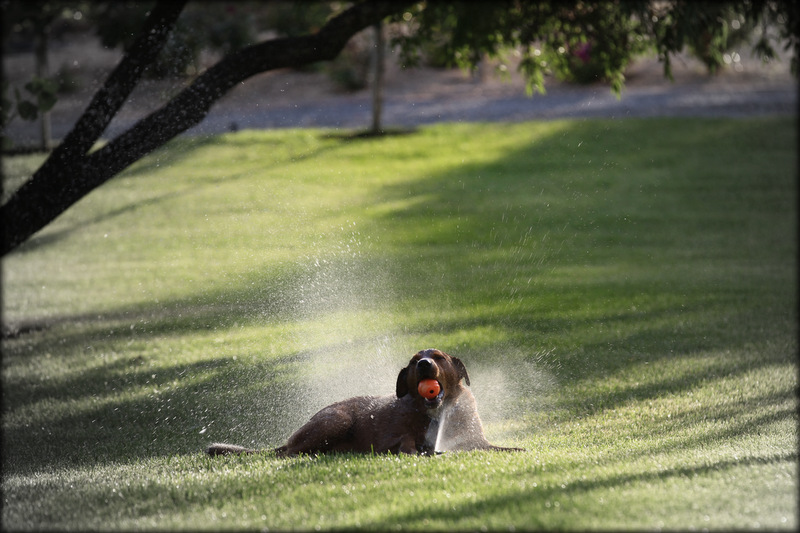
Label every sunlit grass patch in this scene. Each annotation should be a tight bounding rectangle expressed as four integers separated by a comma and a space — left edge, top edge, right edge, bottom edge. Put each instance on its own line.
2, 117, 796, 530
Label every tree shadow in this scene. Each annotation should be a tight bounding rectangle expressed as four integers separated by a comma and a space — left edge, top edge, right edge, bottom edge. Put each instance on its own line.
112, 135, 221, 179
321, 126, 419, 140
369, 450, 797, 530
5, 131, 343, 256
1, 253, 411, 475
2, 118, 795, 482
9, 190, 184, 256
1, 350, 307, 475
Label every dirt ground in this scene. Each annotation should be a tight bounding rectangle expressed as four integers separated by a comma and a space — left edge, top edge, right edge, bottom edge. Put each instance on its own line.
3, 30, 797, 147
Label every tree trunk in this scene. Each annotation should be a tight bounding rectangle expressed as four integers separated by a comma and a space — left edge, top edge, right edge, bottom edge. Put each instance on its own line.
0, 0, 186, 257
1, 0, 409, 257
370, 21, 385, 134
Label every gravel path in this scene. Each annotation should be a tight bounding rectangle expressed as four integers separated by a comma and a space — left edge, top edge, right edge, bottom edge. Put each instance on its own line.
187, 82, 796, 137
3, 34, 797, 146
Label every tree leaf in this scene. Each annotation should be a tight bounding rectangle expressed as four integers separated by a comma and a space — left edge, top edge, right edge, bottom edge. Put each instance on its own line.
24, 77, 59, 112
17, 100, 39, 121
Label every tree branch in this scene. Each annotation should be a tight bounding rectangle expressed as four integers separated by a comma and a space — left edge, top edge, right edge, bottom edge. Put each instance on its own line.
1, 0, 409, 256
58, 0, 188, 159
88, 0, 409, 176
1, 0, 186, 256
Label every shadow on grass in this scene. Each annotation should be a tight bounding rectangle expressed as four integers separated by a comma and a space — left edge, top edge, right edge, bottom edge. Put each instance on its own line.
1, 254, 417, 474
9, 190, 185, 257
321, 126, 419, 140
113, 135, 222, 179
5, 132, 346, 257
368, 451, 797, 530
1, 351, 306, 475
3, 256, 793, 477
2, 118, 796, 480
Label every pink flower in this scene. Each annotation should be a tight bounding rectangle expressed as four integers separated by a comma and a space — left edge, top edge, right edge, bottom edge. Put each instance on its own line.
575, 42, 592, 63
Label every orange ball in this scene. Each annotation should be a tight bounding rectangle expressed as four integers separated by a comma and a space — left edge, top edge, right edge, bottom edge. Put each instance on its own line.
418, 379, 441, 399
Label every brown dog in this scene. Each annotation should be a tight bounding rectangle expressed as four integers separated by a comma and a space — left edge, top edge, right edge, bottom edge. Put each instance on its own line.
207, 348, 522, 457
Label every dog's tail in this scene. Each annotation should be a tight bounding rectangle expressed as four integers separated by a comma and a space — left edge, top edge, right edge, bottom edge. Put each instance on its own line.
206, 443, 257, 456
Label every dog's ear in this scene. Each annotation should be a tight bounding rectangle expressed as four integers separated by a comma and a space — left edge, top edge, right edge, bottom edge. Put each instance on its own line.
452, 356, 470, 386
396, 367, 410, 397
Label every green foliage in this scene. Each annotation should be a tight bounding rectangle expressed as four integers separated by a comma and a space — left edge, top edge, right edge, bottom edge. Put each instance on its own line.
2, 118, 796, 530
20, 77, 59, 117
1, 77, 58, 128
1, 1, 84, 132
392, 1, 654, 93
259, 1, 338, 37
90, 2, 258, 78
756, 0, 800, 75
683, 5, 756, 73
89, 1, 151, 51
394, 0, 799, 93
636, 0, 799, 79
5, 1, 797, 102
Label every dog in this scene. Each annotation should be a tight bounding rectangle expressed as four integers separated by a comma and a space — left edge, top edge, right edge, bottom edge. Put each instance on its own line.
207, 348, 522, 457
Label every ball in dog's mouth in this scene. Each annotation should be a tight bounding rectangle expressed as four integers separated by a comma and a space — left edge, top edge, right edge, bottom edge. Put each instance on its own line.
418, 379, 441, 399
418, 379, 444, 408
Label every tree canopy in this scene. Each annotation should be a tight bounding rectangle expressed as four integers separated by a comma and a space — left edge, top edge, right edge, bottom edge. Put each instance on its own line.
2, 0, 797, 256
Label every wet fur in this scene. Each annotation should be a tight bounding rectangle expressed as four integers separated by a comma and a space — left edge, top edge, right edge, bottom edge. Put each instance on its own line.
207, 349, 522, 457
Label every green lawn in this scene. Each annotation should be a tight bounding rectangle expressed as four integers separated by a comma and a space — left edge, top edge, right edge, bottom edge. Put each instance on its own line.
2, 117, 797, 530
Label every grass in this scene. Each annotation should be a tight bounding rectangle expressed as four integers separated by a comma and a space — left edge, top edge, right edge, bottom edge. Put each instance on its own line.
2, 117, 797, 530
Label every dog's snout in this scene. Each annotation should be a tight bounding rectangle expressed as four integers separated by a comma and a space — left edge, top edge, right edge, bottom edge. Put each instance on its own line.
417, 358, 432, 371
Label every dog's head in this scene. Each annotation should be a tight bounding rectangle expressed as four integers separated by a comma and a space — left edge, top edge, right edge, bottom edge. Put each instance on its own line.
395, 349, 470, 409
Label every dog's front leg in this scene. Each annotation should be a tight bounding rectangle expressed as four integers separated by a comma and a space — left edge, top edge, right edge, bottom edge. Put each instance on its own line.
395, 434, 419, 455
